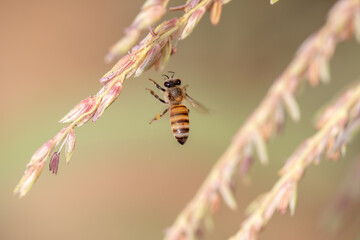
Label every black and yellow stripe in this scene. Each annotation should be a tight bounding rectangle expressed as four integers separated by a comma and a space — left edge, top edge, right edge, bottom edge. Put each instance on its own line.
170, 104, 190, 145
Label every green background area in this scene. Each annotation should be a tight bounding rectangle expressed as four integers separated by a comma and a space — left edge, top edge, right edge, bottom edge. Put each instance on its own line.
0, 0, 359, 239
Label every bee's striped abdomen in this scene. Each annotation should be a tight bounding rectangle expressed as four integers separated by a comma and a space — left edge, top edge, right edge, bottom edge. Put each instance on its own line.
170, 105, 189, 145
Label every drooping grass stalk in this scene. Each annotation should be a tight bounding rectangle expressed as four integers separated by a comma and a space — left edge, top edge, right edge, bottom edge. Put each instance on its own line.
230, 81, 360, 240
165, 0, 360, 239
105, 0, 170, 63
14, 0, 233, 198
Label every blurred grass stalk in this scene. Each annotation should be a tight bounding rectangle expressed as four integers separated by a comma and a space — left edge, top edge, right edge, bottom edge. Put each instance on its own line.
165, 0, 360, 239
13, 0, 233, 197
230, 81, 360, 239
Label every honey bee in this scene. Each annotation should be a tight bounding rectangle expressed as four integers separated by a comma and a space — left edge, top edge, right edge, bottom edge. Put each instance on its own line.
146, 71, 208, 145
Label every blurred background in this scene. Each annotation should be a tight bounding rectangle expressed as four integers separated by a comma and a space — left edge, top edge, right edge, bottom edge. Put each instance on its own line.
1, 0, 360, 239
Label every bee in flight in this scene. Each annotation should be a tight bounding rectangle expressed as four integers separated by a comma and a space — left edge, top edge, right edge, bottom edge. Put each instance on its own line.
146, 71, 208, 145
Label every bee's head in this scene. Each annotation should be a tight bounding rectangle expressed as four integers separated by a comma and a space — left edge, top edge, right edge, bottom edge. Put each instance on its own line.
164, 79, 181, 88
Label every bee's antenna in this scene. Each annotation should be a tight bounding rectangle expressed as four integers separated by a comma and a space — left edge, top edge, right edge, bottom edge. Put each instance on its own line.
168, 71, 175, 78
162, 74, 169, 79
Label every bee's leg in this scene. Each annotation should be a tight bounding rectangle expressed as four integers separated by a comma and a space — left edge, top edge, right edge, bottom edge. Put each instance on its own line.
148, 78, 165, 92
146, 88, 166, 103
149, 107, 169, 124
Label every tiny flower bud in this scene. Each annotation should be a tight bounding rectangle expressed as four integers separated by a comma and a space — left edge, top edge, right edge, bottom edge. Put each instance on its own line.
49, 152, 60, 175
59, 96, 97, 124
101, 54, 135, 84
133, 3, 167, 30
14, 161, 46, 198
93, 81, 123, 122
252, 129, 269, 165
219, 183, 237, 210
65, 128, 76, 164
158, 40, 172, 71
135, 43, 162, 77
14, 139, 55, 198
30, 139, 55, 162
210, 0, 222, 26
180, 7, 206, 40
282, 91, 300, 122
154, 18, 179, 35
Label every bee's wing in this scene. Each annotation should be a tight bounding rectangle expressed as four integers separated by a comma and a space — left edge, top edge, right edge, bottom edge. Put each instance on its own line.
185, 93, 209, 113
